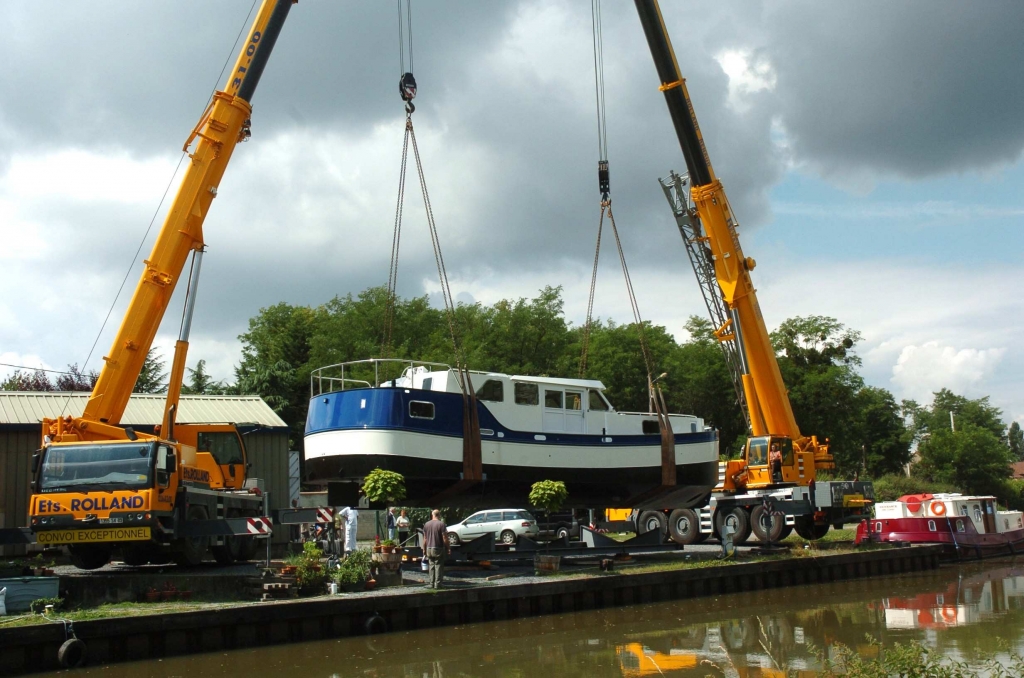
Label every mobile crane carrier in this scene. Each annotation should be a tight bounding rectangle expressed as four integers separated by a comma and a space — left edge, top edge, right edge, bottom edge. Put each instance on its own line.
0, 0, 319, 569
606, 0, 873, 545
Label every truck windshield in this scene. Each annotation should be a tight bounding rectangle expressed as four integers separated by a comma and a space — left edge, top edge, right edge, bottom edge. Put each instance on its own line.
39, 442, 154, 491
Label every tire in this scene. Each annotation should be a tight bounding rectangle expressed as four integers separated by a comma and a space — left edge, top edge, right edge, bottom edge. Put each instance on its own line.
778, 524, 794, 540
795, 518, 830, 541
714, 507, 751, 544
68, 544, 112, 570
121, 546, 150, 567
447, 531, 461, 546
211, 510, 258, 565
637, 511, 668, 541
668, 508, 701, 545
556, 527, 570, 540
58, 638, 88, 668
750, 505, 784, 543
500, 529, 517, 545
174, 506, 210, 567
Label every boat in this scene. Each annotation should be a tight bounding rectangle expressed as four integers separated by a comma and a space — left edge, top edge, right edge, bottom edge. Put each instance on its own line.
854, 493, 1024, 559
303, 359, 720, 509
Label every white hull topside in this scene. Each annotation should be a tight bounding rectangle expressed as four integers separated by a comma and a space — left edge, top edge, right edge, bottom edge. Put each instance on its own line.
305, 428, 720, 470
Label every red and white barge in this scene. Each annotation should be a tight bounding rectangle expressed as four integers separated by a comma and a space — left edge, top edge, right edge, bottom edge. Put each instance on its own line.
855, 493, 1024, 559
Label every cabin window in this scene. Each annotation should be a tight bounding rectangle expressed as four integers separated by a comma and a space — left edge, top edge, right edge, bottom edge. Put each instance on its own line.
409, 401, 435, 420
566, 391, 583, 411
198, 432, 243, 466
588, 390, 609, 411
928, 520, 937, 532
545, 390, 563, 409
974, 506, 983, 522
959, 505, 969, 517
515, 383, 539, 405
421, 377, 433, 390
874, 522, 882, 533
957, 520, 965, 533
747, 438, 769, 466
1005, 518, 1011, 530
476, 379, 504, 402
642, 420, 661, 435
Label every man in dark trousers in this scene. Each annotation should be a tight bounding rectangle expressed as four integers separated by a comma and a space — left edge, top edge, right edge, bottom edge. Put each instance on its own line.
422, 509, 449, 589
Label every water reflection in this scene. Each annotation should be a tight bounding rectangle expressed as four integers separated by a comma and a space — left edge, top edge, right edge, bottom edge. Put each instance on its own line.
59, 562, 1024, 678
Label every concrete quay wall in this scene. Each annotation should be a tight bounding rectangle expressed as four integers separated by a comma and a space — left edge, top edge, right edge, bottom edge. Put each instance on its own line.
0, 545, 941, 675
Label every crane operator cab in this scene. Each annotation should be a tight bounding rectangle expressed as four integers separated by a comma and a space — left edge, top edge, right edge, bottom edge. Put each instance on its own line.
743, 436, 794, 488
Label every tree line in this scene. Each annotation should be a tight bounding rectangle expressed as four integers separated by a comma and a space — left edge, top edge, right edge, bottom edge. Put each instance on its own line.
5, 284, 1021, 507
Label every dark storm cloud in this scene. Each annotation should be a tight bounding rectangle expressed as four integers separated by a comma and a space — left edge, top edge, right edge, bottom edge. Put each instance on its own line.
760, 0, 1024, 179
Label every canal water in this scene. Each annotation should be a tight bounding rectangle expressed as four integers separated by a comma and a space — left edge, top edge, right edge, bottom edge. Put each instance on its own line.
53, 560, 1024, 677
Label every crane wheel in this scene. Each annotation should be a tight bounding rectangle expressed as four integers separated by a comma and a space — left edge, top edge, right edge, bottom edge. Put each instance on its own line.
714, 507, 751, 545
794, 518, 830, 541
637, 511, 668, 542
778, 524, 793, 540
668, 508, 702, 545
174, 506, 210, 567
750, 505, 784, 543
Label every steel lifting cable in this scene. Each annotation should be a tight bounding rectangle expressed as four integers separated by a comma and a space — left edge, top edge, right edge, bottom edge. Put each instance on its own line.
382, 0, 463, 368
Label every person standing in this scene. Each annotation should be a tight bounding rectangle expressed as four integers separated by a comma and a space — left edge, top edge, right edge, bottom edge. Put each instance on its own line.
386, 507, 397, 541
396, 509, 411, 545
337, 506, 358, 553
769, 444, 783, 484
422, 509, 449, 589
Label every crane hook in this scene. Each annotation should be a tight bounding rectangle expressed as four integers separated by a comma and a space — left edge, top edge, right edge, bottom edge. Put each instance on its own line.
399, 72, 417, 114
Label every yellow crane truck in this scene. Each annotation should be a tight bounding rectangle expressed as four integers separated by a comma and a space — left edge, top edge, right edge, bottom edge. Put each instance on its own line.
0, 0, 297, 569
605, 1, 873, 545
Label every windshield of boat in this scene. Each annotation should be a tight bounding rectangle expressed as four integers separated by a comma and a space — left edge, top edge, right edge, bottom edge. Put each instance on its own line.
39, 442, 155, 492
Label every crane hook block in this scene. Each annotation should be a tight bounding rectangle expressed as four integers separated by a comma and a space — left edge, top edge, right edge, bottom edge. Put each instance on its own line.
598, 160, 610, 199
400, 72, 417, 103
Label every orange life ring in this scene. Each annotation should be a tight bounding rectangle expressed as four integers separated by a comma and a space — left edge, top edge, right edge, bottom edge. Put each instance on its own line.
941, 605, 956, 623
931, 502, 946, 516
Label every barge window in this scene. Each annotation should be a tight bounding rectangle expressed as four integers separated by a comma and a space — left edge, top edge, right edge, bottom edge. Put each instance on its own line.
421, 377, 433, 390
545, 390, 563, 409
642, 420, 660, 435
588, 390, 608, 411
515, 382, 539, 405
566, 391, 583, 411
959, 505, 968, 517
476, 379, 504, 402
928, 520, 936, 532
957, 520, 965, 532
874, 522, 882, 533
409, 401, 435, 419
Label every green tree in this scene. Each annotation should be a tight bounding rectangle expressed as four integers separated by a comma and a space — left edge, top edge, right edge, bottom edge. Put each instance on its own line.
183, 359, 226, 395
133, 348, 167, 393
1009, 421, 1023, 462
910, 388, 1006, 441
853, 386, 913, 477
913, 424, 1011, 497
771, 316, 866, 474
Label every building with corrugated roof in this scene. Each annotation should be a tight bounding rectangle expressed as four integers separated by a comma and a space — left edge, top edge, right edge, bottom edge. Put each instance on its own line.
0, 392, 294, 555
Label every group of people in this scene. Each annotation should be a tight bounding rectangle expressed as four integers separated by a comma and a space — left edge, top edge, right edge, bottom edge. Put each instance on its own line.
316, 506, 450, 589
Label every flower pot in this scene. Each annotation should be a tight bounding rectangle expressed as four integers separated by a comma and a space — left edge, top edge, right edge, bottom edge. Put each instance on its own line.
145, 591, 160, 603
280, 565, 297, 575
160, 590, 176, 601
372, 546, 383, 554
533, 554, 561, 573
365, 579, 377, 590
381, 546, 395, 554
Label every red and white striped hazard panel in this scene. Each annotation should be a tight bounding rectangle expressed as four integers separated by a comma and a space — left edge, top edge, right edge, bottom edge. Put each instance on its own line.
246, 517, 273, 534
316, 508, 334, 523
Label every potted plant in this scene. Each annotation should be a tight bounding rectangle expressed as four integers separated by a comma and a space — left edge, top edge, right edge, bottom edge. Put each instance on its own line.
296, 541, 328, 595
529, 480, 568, 574
145, 587, 160, 603
332, 549, 372, 593
361, 468, 407, 505
380, 539, 397, 554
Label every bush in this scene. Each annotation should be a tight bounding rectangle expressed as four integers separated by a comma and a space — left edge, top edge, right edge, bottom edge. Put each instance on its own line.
29, 597, 62, 614
870, 473, 956, 503
361, 468, 407, 504
295, 540, 328, 592
332, 548, 372, 587
529, 480, 568, 514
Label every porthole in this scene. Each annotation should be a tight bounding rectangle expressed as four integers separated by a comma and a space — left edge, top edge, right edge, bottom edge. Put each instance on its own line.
409, 401, 435, 420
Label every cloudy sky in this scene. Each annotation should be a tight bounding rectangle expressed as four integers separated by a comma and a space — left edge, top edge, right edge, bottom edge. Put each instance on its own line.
1, 1, 1022, 424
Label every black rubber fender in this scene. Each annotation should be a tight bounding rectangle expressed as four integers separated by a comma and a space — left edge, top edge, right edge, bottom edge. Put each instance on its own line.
363, 613, 387, 635
58, 638, 87, 668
